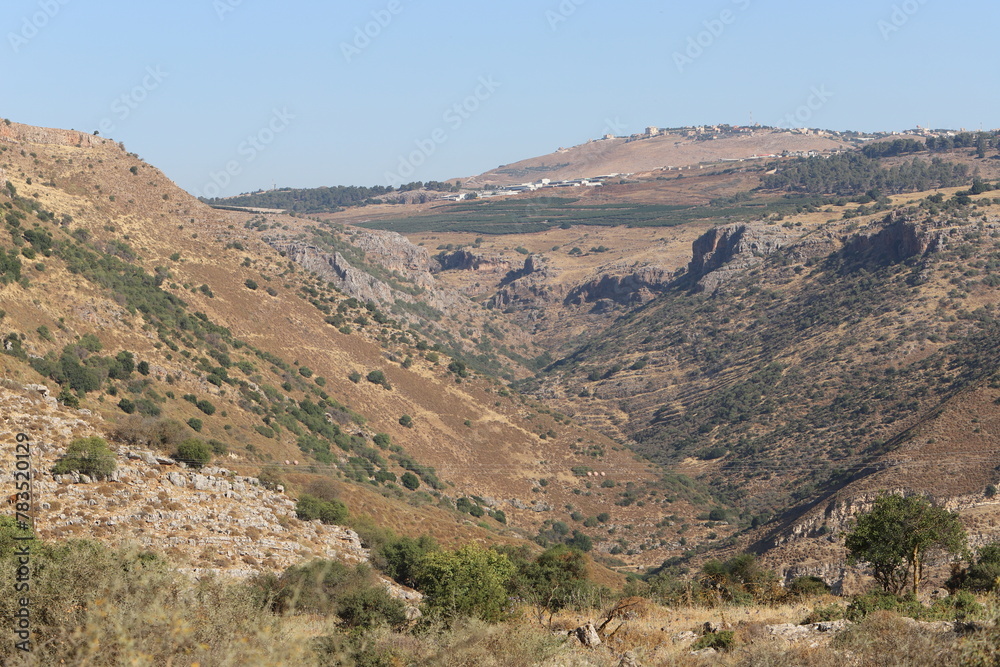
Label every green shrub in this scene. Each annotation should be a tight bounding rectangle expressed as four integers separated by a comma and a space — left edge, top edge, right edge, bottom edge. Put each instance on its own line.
802, 603, 845, 624
401, 472, 420, 490
399, 414, 413, 428
788, 575, 831, 597
175, 438, 212, 468
187, 418, 203, 432
367, 369, 390, 389
117, 397, 136, 414
296, 494, 348, 524
52, 437, 116, 480
415, 544, 515, 623
692, 631, 735, 652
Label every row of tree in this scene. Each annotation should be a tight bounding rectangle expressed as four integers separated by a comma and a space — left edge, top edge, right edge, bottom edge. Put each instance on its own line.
762, 154, 970, 196
205, 180, 461, 213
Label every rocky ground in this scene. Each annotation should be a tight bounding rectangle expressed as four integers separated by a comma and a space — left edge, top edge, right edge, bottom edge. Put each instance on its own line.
0, 380, 419, 601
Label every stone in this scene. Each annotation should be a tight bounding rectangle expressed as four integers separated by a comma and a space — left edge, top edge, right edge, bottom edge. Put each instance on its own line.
575, 622, 602, 648
617, 651, 640, 667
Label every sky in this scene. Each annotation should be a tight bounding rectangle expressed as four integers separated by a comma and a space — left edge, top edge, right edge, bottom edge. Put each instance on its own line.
2, 0, 997, 197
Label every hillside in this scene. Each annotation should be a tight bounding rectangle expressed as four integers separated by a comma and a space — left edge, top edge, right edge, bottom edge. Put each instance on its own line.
338, 131, 1000, 591
6, 115, 1000, 600
468, 128, 854, 186
0, 119, 709, 578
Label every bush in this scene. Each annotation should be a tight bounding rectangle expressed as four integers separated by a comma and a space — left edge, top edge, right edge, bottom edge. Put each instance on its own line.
399, 414, 413, 428
367, 369, 390, 389
108, 416, 186, 449
846, 592, 923, 621
336, 584, 408, 629
348, 371, 361, 383
788, 575, 831, 597
257, 465, 283, 490
802, 603, 846, 624
187, 418, 203, 432
401, 472, 420, 490
196, 399, 216, 415
175, 438, 212, 468
245, 279, 258, 290
692, 631, 735, 652
415, 544, 515, 623
117, 397, 136, 414
296, 494, 348, 524
268, 560, 404, 628
52, 437, 117, 480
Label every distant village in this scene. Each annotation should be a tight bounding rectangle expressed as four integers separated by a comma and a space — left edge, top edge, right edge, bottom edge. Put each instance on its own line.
435, 124, 992, 202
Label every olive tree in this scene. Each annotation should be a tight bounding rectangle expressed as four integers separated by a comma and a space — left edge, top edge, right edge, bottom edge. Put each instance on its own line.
845, 494, 967, 595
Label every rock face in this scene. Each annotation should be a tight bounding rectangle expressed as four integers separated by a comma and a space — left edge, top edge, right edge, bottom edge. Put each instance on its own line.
270, 230, 536, 370
490, 255, 562, 311
842, 212, 946, 265
565, 261, 674, 307
686, 224, 791, 293
348, 229, 437, 278
0, 120, 104, 149
433, 249, 512, 274
276, 243, 396, 304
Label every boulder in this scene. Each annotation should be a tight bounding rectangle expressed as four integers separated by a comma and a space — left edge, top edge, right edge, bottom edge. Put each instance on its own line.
575, 622, 602, 648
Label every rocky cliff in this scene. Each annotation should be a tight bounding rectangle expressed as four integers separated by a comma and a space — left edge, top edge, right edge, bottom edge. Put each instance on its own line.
564, 261, 675, 307
686, 223, 791, 293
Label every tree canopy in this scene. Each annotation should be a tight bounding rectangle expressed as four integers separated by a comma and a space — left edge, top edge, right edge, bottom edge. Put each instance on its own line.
845, 494, 967, 595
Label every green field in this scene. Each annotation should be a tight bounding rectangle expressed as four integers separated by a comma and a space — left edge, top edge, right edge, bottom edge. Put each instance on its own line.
356, 195, 828, 235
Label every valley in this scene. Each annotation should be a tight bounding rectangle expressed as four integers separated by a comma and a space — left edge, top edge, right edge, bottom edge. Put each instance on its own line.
5, 117, 1000, 663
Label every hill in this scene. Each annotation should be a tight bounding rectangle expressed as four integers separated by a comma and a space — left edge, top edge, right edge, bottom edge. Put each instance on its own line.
0, 118, 707, 579
6, 115, 1000, 599
468, 127, 854, 186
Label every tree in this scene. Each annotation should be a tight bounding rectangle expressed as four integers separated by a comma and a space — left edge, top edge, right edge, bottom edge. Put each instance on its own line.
516, 545, 590, 625
174, 438, 212, 468
295, 494, 348, 524
845, 494, 967, 595
400, 472, 420, 490
53, 437, 117, 480
414, 544, 515, 622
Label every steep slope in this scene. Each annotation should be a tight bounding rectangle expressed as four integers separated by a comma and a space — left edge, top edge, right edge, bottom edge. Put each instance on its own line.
0, 119, 705, 571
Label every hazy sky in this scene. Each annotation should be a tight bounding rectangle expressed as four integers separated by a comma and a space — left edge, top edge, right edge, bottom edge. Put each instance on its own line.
3, 0, 996, 196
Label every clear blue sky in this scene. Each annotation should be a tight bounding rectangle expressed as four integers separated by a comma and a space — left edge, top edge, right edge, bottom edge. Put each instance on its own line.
3, 0, 996, 196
